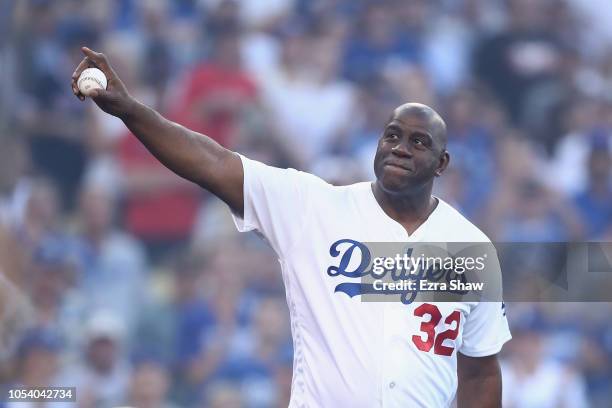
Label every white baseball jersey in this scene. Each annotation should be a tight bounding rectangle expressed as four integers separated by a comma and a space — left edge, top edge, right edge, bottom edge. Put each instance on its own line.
232, 155, 512, 408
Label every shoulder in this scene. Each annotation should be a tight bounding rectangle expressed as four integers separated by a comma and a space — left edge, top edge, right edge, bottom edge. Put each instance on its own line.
239, 154, 352, 193
433, 198, 492, 243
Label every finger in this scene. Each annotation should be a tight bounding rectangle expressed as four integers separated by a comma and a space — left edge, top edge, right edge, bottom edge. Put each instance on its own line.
81, 46, 99, 61
71, 57, 93, 98
81, 47, 114, 76
71, 57, 91, 82
89, 88, 111, 100
82, 48, 120, 86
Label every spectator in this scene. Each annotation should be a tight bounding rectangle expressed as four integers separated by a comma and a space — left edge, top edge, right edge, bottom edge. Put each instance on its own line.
501, 324, 589, 408
473, 0, 564, 124
343, 3, 420, 83
213, 295, 292, 408
0, 132, 30, 230
15, 1, 91, 211
573, 140, 612, 238
493, 178, 583, 241
74, 181, 146, 329
548, 101, 611, 195
58, 311, 131, 408
259, 26, 356, 166
442, 88, 499, 218
579, 327, 612, 406
5, 328, 70, 408
0, 273, 32, 361
170, 27, 258, 147
134, 254, 216, 405
125, 359, 177, 408
26, 237, 80, 335
138, 0, 175, 107
201, 381, 243, 408
21, 178, 63, 251
12, 328, 62, 386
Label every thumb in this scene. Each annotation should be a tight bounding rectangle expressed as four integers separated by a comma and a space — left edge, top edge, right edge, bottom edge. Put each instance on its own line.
89, 88, 111, 99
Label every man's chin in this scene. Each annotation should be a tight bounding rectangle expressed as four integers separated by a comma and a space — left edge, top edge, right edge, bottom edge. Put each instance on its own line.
378, 177, 412, 194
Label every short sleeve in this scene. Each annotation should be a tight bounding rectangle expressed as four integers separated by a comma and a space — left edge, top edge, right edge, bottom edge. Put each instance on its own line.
231, 154, 327, 258
460, 301, 512, 357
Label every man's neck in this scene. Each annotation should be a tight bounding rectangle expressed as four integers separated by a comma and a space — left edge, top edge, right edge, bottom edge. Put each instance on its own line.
372, 181, 438, 235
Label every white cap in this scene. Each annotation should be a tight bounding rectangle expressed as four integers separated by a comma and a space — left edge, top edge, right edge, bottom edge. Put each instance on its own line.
84, 311, 126, 343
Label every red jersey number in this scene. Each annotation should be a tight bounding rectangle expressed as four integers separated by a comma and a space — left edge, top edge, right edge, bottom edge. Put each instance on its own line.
411, 303, 461, 356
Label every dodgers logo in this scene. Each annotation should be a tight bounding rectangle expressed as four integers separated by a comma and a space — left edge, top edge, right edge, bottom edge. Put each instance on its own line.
326, 239, 470, 304
327, 239, 371, 278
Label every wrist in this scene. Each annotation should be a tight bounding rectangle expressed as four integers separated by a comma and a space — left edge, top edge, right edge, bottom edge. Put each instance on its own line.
118, 95, 138, 121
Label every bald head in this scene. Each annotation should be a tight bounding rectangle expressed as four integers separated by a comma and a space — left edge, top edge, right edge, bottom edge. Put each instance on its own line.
374, 102, 451, 195
390, 103, 447, 149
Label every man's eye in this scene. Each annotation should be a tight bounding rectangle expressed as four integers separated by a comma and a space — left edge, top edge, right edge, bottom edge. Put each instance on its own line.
387, 133, 399, 140
412, 138, 428, 148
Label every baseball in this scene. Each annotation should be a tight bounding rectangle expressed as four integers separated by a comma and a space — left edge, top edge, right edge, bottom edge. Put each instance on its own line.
77, 67, 107, 96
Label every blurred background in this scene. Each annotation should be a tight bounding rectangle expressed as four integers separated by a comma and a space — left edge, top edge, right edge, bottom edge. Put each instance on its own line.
0, 0, 611, 407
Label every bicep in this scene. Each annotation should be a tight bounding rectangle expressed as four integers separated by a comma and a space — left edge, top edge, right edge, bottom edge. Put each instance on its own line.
201, 148, 244, 216
457, 352, 501, 379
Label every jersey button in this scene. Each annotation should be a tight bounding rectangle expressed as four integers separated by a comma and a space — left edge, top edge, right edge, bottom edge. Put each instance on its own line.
389, 382, 395, 389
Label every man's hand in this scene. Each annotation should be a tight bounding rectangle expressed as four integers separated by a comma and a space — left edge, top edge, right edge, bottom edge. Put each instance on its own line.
71, 47, 134, 118
457, 352, 502, 408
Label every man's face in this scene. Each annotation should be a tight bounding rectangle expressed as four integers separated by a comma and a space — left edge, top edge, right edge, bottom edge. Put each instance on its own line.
87, 337, 117, 373
373, 111, 448, 194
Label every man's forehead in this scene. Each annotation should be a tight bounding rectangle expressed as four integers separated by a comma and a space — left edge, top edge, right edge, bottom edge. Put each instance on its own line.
387, 116, 434, 132
387, 104, 447, 142
386, 113, 437, 134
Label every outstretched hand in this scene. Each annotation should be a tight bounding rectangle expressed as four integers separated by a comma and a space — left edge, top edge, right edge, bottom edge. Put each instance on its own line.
71, 46, 134, 118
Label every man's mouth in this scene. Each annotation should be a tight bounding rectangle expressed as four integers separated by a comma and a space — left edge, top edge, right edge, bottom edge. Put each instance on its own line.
384, 161, 413, 172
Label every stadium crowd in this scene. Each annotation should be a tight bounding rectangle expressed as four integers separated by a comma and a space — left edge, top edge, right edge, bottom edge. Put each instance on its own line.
0, 0, 611, 406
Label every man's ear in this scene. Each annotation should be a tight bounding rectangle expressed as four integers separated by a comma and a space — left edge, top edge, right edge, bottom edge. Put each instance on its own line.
435, 151, 450, 177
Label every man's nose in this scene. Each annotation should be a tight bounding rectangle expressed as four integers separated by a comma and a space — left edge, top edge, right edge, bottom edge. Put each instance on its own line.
391, 140, 413, 157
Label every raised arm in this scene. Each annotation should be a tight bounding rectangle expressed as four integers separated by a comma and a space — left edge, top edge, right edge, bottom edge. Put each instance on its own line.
70, 47, 244, 216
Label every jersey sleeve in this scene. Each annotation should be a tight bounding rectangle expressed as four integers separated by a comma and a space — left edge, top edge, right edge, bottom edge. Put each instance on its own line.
231, 154, 326, 258
460, 301, 512, 357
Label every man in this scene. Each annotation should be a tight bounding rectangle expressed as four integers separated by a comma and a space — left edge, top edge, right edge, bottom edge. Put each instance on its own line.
71, 47, 511, 407
57, 311, 130, 407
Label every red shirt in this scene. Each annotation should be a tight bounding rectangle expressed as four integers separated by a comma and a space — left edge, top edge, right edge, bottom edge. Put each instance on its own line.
171, 63, 258, 146
118, 133, 200, 241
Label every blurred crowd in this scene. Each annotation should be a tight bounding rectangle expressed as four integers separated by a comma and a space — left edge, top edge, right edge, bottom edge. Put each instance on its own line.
0, 0, 611, 407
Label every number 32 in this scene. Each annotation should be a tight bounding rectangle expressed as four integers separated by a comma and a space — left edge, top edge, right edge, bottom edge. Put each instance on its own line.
412, 303, 461, 356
